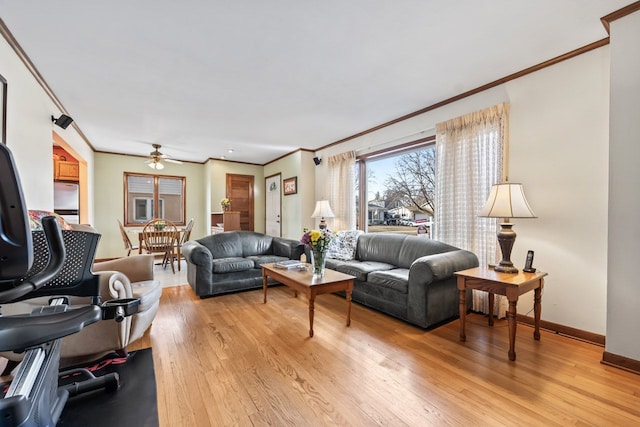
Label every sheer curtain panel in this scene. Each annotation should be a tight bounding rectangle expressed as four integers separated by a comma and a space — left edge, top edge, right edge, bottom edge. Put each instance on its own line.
434, 103, 509, 316
327, 151, 356, 231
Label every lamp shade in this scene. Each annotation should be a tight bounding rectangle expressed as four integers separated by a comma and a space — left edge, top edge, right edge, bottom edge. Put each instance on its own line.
311, 200, 335, 219
479, 183, 536, 219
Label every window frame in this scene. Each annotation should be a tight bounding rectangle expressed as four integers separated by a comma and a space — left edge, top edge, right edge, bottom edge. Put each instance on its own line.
124, 172, 185, 226
356, 136, 435, 233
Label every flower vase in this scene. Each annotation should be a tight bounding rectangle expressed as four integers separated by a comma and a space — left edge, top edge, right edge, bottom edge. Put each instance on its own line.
310, 248, 327, 279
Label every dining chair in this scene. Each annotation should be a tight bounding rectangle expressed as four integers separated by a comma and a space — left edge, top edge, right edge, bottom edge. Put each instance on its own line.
173, 218, 195, 269
141, 219, 179, 273
117, 219, 139, 256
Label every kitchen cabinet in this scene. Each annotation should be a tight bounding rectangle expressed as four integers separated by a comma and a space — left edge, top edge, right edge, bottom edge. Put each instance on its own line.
54, 160, 79, 181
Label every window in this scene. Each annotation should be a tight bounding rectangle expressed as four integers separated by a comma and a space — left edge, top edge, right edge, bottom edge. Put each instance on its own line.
124, 173, 185, 226
133, 197, 165, 222
356, 137, 435, 236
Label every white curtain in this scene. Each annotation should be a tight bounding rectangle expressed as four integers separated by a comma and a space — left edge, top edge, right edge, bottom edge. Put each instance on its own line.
327, 151, 356, 231
434, 103, 508, 317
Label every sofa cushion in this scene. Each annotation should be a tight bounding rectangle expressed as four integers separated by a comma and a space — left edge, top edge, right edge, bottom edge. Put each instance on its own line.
205, 233, 244, 259
334, 261, 395, 282
212, 257, 255, 273
367, 269, 410, 294
356, 234, 406, 266
240, 232, 275, 257
247, 255, 290, 268
327, 230, 363, 261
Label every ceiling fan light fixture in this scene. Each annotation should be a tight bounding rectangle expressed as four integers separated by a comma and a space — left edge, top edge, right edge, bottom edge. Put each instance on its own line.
148, 160, 164, 170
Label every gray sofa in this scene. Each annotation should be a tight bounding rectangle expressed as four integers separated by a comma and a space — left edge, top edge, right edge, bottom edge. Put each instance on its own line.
182, 231, 305, 297
325, 233, 478, 329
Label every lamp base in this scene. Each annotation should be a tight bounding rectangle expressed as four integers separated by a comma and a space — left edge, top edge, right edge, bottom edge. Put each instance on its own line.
495, 222, 519, 274
494, 263, 519, 274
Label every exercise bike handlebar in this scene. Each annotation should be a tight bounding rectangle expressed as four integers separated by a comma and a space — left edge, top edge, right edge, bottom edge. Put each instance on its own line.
0, 216, 66, 304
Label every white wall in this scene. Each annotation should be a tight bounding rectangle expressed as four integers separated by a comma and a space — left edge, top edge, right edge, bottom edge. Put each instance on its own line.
264, 150, 317, 239
0, 34, 95, 220
93, 153, 207, 259
607, 11, 640, 360
316, 48, 611, 335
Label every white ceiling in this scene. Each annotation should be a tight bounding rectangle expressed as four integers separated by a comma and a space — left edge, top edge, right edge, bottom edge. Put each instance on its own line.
0, 1, 632, 164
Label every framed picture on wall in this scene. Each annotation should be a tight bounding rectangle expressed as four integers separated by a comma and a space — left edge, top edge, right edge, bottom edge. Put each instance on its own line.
283, 177, 297, 195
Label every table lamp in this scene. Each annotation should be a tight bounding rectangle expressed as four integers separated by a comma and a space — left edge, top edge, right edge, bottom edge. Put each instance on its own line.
311, 200, 335, 229
479, 183, 536, 273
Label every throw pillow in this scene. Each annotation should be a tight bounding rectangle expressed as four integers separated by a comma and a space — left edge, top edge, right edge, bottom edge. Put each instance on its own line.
28, 210, 73, 231
326, 230, 363, 261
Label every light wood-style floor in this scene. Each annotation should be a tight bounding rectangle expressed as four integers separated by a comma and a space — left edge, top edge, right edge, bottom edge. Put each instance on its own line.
133, 271, 640, 426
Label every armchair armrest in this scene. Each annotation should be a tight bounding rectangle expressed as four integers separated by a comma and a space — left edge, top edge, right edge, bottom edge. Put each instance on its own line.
272, 237, 304, 260
93, 254, 155, 283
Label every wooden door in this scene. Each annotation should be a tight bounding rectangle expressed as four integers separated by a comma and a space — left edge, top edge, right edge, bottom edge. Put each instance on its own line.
226, 174, 254, 231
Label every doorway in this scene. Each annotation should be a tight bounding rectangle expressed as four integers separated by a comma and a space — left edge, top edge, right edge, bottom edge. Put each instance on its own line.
265, 174, 281, 237
226, 174, 254, 231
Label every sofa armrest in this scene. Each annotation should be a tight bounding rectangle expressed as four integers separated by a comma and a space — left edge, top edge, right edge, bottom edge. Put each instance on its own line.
182, 240, 213, 270
272, 237, 304, 260
407, 249, 478, 328
413, 250, 479, 282
93, 254, 155, 283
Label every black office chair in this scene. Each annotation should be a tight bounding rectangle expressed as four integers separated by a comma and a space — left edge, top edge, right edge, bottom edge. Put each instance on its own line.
0, 143, 139, 426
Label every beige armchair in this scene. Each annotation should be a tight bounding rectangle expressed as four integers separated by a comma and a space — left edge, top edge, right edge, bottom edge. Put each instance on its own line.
1, 255, 161, 366
92, 254, 162, 354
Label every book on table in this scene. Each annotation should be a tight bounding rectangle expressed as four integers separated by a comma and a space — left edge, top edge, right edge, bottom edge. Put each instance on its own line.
274, 260, 304, 269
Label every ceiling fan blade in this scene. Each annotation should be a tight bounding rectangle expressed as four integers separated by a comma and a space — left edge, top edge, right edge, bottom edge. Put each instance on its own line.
165, 158, 183, 164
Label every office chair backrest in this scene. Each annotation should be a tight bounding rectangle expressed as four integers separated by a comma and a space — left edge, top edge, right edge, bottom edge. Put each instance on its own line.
16, 226, 101, 301
0, 143, 33, 281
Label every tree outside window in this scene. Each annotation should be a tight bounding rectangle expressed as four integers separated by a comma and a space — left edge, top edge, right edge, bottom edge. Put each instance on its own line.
356, 139, 435, 235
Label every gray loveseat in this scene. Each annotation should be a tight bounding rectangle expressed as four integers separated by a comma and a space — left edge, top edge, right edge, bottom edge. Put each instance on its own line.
325, 233, 478, 329
182, 231, 305, 297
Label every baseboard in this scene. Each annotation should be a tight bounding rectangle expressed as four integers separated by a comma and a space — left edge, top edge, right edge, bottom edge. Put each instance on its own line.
516, 314, 605, 346
601, 351, 640, 375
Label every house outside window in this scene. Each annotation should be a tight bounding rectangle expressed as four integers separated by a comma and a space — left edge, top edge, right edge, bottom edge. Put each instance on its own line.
124, 173, 185, 226
356, 137, 435, 236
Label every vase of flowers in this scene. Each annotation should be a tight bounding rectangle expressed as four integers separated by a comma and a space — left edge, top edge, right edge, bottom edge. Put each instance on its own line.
221, 197, 231, 212
301, 228, 335, 279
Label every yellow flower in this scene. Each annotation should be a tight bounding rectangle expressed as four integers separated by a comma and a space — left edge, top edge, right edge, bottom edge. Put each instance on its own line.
309, 230, 321, 245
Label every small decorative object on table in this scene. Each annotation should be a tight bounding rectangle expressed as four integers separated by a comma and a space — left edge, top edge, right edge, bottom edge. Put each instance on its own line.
220, 197, 231, 212
154, 220, 166, 230
301, 228, 335, 279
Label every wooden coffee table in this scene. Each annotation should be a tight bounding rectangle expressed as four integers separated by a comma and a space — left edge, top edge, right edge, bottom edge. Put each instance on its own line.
262, 263, 354, 337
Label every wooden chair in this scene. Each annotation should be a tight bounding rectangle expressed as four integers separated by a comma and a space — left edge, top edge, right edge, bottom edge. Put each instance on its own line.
141, 219, 179, 273
177, 218, 195, 265
117, 219, 139, 256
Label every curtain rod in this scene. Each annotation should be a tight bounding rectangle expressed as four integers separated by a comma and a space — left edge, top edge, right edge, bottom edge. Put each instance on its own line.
359, 127, 435, 153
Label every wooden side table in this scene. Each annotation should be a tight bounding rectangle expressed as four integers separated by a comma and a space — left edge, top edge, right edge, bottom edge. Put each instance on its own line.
455, 267, 548, 361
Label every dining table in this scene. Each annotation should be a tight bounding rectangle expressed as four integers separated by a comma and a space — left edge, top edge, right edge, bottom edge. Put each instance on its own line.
132, 228, 185, 271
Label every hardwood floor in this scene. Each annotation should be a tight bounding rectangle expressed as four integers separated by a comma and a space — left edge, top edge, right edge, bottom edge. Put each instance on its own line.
131, 282, 640, 426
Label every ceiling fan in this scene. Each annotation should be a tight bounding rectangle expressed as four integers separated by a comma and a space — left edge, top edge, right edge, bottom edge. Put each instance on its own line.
145, 144, 182, 170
